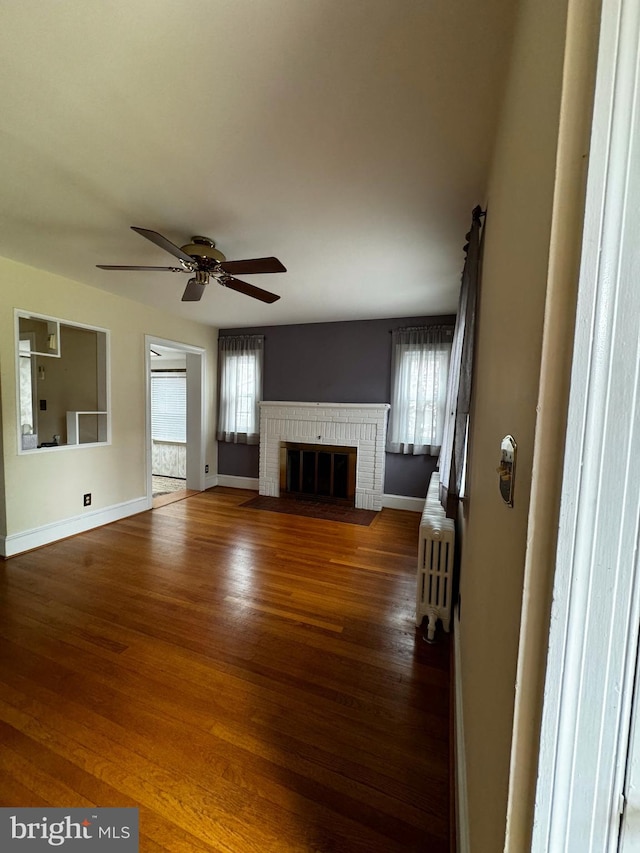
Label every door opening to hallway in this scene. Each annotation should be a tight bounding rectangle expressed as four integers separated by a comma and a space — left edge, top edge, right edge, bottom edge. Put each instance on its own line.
146, 337, 205, 508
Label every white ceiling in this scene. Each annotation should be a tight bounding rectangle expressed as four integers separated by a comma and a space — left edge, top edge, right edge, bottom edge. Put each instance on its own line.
0, 1, 515, 329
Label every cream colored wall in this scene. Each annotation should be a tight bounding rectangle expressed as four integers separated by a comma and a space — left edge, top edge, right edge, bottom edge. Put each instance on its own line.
0, 256, 217, 540
457, 0, 571, 850
0, 378, 5, 538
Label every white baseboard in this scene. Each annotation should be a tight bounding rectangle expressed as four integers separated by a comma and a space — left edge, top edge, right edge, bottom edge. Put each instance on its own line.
211, 482, 421, 508
454, 613, 470, 853
1, 496, 150, 558
204, 474, 218, 490
382, 494, 424, 512
212, 483, 423, 509
215, 474, 259, 491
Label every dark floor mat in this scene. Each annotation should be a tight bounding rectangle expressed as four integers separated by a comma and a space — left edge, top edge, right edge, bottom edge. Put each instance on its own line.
241, 495, 378, 526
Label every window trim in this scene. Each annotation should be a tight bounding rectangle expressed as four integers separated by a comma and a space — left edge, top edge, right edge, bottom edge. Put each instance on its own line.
14, 309, 111, 454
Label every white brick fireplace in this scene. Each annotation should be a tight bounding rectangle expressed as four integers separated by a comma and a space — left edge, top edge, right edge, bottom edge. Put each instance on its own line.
258, 402, 390, 511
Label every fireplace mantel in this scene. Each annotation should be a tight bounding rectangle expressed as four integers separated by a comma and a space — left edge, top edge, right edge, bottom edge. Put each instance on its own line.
258, 402, 390, 510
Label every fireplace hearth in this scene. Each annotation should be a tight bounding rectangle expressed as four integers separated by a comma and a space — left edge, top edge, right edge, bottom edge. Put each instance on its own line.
280, 442, 357, 504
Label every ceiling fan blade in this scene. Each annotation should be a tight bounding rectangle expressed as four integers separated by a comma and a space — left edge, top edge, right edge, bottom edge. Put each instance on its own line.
96, 264, 186, 272
219, 257, 286, 275
131, 226, 196, 266
222, 276, 280, 303
181, 279, 206, 302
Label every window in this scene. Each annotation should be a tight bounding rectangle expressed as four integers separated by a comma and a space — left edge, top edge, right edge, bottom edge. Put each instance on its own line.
151, 372, 186, 442
386, 326, 453, 455
217, 335, 263, 444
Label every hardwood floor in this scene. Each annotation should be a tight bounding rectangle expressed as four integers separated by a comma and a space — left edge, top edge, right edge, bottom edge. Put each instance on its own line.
0, 487, 450, 852
152, 488, 200, 509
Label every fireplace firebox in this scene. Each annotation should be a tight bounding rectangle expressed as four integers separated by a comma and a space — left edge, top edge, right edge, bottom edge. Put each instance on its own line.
280, 442, 357, 504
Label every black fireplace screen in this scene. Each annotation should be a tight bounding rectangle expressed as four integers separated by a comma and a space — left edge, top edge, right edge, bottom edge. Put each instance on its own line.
280, 443, 357, 503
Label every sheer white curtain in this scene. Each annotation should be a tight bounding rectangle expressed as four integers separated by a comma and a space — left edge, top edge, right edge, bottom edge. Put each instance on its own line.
217, 335, 264, 444
386, 326, 453, 455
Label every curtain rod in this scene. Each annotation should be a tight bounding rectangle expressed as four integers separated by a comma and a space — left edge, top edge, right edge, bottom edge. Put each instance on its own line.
388, 325, 455, 334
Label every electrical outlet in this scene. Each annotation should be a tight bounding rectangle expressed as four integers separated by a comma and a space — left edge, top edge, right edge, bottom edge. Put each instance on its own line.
83, 493, 91, 507
205, 464, 209, 474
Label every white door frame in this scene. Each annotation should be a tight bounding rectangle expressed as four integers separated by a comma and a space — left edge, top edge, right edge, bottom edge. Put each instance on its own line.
145, 336, 206, 501
532, 0, 640, 848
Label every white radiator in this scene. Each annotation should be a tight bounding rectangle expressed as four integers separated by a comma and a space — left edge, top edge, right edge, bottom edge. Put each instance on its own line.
416, 474, 455, 642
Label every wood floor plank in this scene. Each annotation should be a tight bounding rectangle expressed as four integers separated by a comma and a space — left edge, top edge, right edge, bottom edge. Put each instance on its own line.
224, 595, 345, 633
0, 488, 450, 851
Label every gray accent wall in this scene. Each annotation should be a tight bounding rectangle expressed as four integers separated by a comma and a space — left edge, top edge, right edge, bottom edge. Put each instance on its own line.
218, 315, 455, 498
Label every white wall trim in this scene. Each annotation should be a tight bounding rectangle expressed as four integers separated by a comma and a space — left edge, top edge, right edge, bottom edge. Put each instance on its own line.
454, 614, 470, 853
216, 474, 259, 491
185, 350, 205, 491
381, 494, 423, 512
205, 474, 218, 490
1, 496, 150, 557
533, 0, 640, 847
213, 482, 422, 509
145, 336, 206, 500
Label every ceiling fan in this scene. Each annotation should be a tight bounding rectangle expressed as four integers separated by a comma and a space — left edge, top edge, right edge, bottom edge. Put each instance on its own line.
97, 226, 285, 303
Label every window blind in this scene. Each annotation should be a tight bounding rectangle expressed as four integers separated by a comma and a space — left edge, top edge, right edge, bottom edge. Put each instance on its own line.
151, 371, 186, 442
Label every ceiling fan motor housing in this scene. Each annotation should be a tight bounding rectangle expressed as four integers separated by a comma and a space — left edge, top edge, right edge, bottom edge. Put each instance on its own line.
181, 236, 226, 269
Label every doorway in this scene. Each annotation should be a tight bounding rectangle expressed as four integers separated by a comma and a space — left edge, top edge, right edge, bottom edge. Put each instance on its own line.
145, 336, 205, 508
